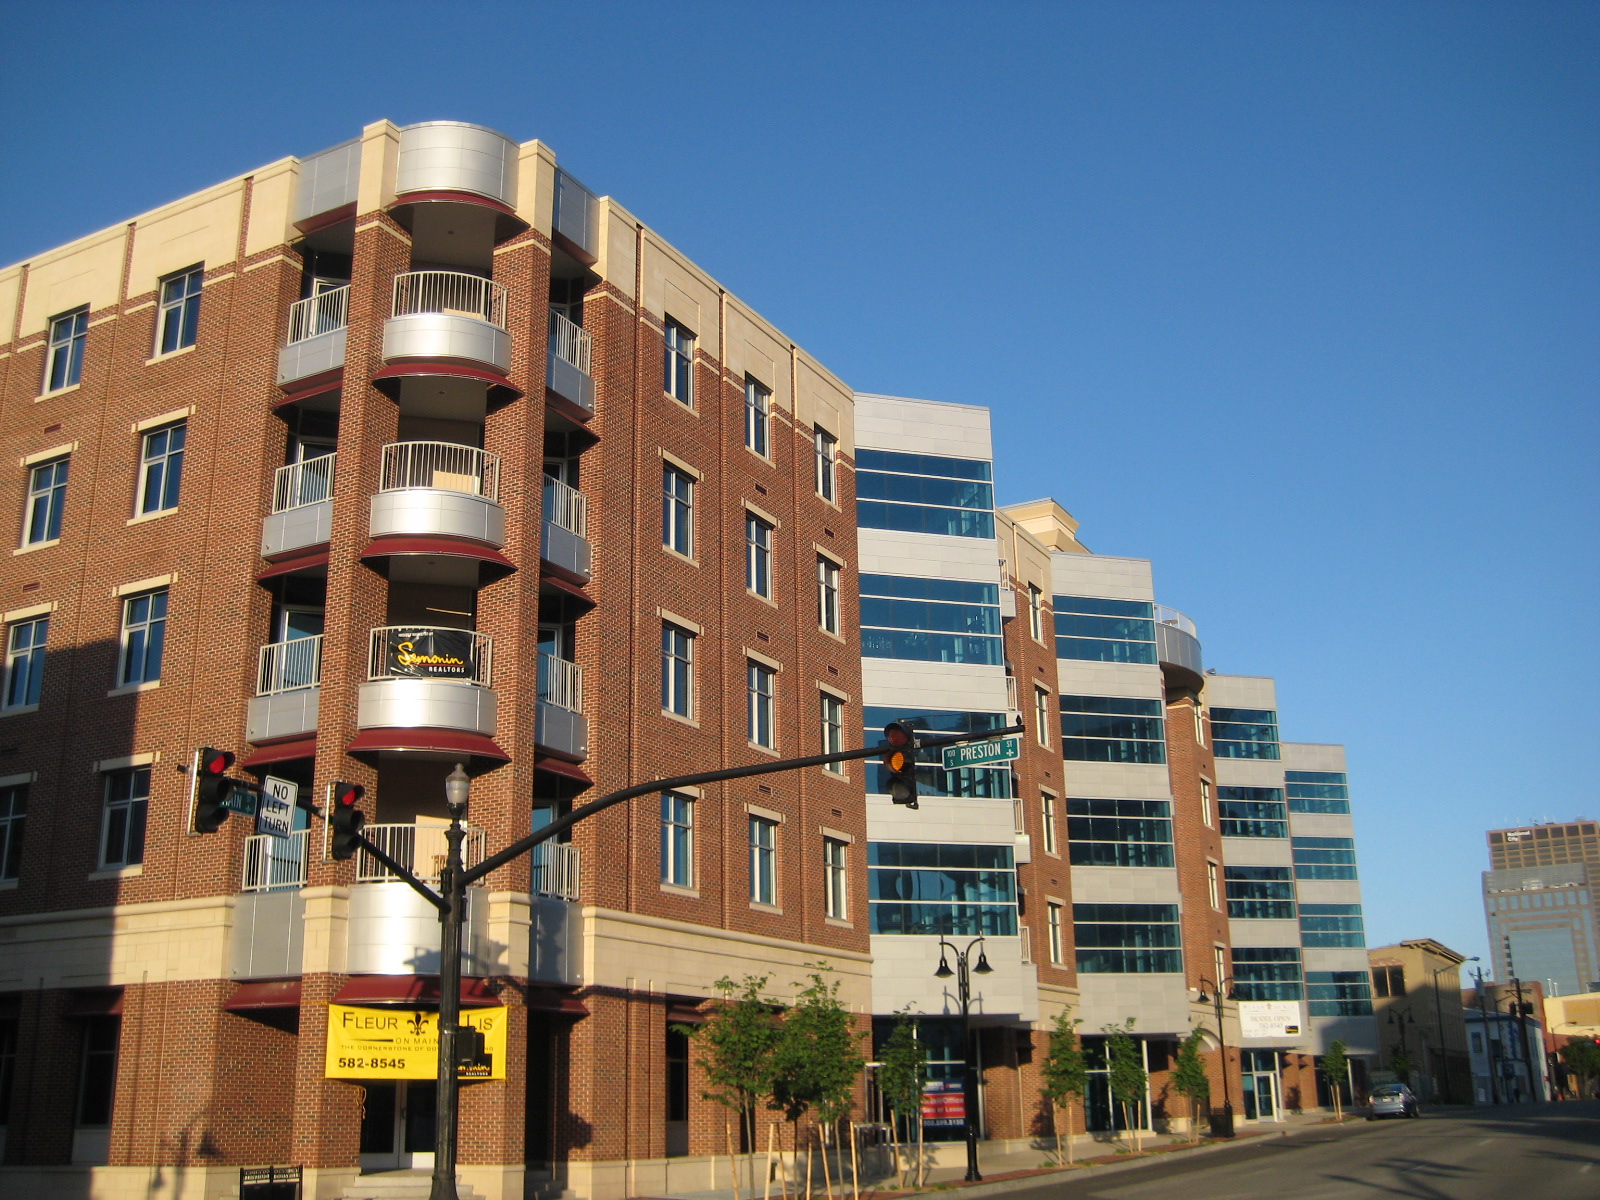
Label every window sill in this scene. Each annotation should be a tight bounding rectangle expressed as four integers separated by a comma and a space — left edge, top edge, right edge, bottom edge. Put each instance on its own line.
746, 742, 780, 758
88, 864, 143, 881
35, 382, 81, 403
145, 344, 196, 367
660, 882, 700, 899
662, 546, 699, 567
824, 916, 853, 929
821, 768, 851, 783
0, 878, 18, 890
744, 446, 774, 467
13, 538, 60, 556
106, 681, 160, 698
663, 392, 697, 415
748, 901, 782, 916
817, 626, 846, 644
746, 590, 778, 608
661, 710, 700, 729
127, 507, 179, 527
0, 704, 40, 718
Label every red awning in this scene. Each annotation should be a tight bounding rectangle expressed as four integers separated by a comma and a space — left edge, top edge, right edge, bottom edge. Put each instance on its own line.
225, 979, 304, 1010
665, 1003, 705, 1025
277, 373, 344, 405
528, 989, 589, 1018
390, 190, 520, 219
360, 537, 516, 576
334, 976, 503, 1008
535, 757, 592, 785
345, 728, 510, 762
371, 362, 521, 398
540, 575, 595, 609
240, 737, 318, 770
66, 988, 124, 1017
259, 549, 330, 577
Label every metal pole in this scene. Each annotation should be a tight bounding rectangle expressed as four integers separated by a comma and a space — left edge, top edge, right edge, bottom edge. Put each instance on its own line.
1431, 968, 1450, 1105
959, 953, 981, 1183
1473, 968, 1499, 1104
1510, 978, 1535, 1101
430, 810, 465, 1200
1213, 982, 1234, 1137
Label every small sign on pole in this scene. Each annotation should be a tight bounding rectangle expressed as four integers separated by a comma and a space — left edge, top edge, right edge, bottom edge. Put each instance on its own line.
258, 776, 298, 839
941, 735, 1021, 772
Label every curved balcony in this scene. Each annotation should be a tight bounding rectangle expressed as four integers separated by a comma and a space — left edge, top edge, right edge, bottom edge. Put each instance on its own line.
1154, 604, 1204, 685
382, 271, 510, 376
366, 442, 512, 583
391, 123, 526, 260
354, 626, 504, 760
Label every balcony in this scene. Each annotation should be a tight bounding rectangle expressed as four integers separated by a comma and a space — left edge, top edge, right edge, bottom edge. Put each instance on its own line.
276, 285, 349, 387
261, 453, 335, 559
382, 270, 510, 376
394, 122, 518, 210
535, 653, 588, 761
547, 309, 595, 416
356, 821, 488, 883
553, 168, 601, 263
369, 441, 505, 549
246, 635, 323, 744
356, 626, 499, 754
349, 820, 494, 975
293, 137, 360, 231
540, 474, 591, 584
242, 829, 311, 892
1154, 604, 1204, 684
533, 841, 581, 901
531, 842, 583, 986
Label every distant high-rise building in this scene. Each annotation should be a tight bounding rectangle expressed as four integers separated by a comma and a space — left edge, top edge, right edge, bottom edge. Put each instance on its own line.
1483, 822, 1600, 996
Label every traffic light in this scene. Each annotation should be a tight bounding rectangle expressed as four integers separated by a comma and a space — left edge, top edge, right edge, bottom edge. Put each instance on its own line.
330, 781, 366, 860
194, 747, 238, 833
881, 721, 920, 808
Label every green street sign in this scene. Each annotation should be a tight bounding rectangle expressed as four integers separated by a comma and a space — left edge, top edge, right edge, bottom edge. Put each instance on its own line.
221, 784, 259, 817
942, 735, 1021, 771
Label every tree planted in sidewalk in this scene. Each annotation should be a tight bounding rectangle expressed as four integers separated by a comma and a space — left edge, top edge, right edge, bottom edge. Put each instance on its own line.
771, 967, 866, 1200
876, 1010, 929, 1186
1039, 1009, 1087, 1165
1320, 1039, 1349, 1119
679, 974, 782, 1200
1170, 1027, 1210, 1141
1103, 1019, 1147, 1152
1560, 1039, 1600, 1099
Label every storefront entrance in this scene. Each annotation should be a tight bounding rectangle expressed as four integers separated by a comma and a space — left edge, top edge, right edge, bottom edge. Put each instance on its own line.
360, 1081, 436, 1170
1241, 1049, 1281, 1121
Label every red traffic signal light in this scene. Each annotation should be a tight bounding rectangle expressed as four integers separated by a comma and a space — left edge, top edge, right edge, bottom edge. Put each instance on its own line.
881, 721, 919, 808
194, 746, 238, 834
330, 781, 367, 860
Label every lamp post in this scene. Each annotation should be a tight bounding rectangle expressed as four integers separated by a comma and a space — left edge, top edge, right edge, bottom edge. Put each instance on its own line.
1195, 977, 1236, 1138
934, 937, 993, 1182
1388, 1008, 1417, 1088
431, 763, 471, 1200
1431, 956, 1477, 1105
1471, 966, 1500, 1104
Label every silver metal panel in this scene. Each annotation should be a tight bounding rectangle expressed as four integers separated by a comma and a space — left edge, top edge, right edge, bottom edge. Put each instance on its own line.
1013, 832, 1032, 865
539, 520, 592, 584
383, 313, 510, 374
1155, 621, 1203, 676
371, 489, 506, 548
395, 122, 518, 206
294, 138, 361, 223
346, 882, 493, 975
546, 353, 595, 414
535, 701, 588, 760
246, 688, 321, 744
553, 170, 600, 258
530, 897, 583, 985
357, 679, 497, 736
260, 498, 333, 557
276, 328, 346, 386
230, 889, 306, 979
1075, 973, 1193, 1035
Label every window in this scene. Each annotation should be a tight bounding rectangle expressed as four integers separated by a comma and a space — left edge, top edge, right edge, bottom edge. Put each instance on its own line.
745, 513, 773, 598
0, 783, 25, 881
660, 792, 693, 888
1200, 779, 1212, 827
1371, 964, 1405, 998
1059, 695, 1167, 764
747, 660, 775, 748
4, 617, 48, 709
1067, 798, 1174, 867
1224, 865, 1296, 920
1211, 707, 1281, 760
661, 622, 694, 718
824, 837, 848, 919
744, 376, 770, 457
749, 815, 777, 905
1047, 902, 1064, 964
1292, 836, 1358, 880
856, 448, 995, 538
45, 307, 88, 391
156, 265, 203, 355
662, 463, 693, 556
862, 707, 1012, 800
663, 317, 694, 405
813, 427, 839, 501
820, 692, 845, 771
1207, 861, 1220, 909
1040, 793, 1058, 855
100, 767, 150, 868
1052, 596, 1157, 664
1218, 786, 1288, 838
1073, 903, 1183, 974
817, 556, 840, 634
860, 574, 1003, 666
1194, 704, 1206, 744
868, 841, 1017, 935
1028, 584, 1044, 641
1300, 903, 1366, 948
24, 456, 69, 545
1286, 770, 1350, 814
138, 422, 186, 514
118, 590, 168, 686
1307, 971, 1373, 1016
1034, 687, 1051, 747
76, 1018, 121, 1128
1231, 946, 1304, 1001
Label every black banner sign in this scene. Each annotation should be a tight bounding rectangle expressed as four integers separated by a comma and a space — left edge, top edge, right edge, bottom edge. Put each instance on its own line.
385, 628, 474, 679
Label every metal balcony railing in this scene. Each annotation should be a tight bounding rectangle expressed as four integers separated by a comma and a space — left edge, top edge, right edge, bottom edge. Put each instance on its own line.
257, 635, 324, 695
271, 453, 336, 513
548, 309, 593, 374
533, 841, 581, 901
286, 284, 350, 344
542, 475, 587, 538
1154, 605, 1198, 637
391, 270, 506, 328
356, 822, 488, 883
538, 653, 583, 713
242, 829, 310, 892
368, 626, 493, 686
380, 441, 500, 501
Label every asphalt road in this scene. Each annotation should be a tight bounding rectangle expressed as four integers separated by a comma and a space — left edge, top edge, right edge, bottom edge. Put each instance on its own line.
994, 1102, 1600, 1200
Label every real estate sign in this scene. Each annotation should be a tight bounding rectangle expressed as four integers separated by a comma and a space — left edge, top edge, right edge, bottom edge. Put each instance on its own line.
324, 1004, 507, 1080
1238, 1000, 1303, 1039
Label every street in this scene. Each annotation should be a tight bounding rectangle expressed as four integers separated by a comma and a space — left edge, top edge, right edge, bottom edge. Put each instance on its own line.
994, 1102, 1600, 1200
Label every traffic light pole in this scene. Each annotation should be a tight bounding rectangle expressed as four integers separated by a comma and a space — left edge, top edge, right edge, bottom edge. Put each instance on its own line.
339, 723, 1021, 1200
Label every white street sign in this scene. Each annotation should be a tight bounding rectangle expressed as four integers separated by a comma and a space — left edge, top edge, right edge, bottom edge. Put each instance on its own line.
258, 775, 298, 839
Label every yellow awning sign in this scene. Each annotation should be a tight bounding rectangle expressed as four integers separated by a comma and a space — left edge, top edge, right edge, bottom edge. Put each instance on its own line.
324, 1004, 507, 1080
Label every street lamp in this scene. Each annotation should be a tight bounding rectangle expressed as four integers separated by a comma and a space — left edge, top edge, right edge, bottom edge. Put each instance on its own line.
1195, 978, 1237, 1137
1431, 956, 1477, 1105
1388, 1008, 1418, 1089
934, 937, 993, 1182
432, 764, 471, 1200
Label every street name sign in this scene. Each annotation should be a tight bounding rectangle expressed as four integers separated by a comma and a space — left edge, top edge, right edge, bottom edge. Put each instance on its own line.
941, 735, 1021, 771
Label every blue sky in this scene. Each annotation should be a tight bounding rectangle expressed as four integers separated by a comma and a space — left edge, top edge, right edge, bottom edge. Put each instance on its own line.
3, 2, 1595, 973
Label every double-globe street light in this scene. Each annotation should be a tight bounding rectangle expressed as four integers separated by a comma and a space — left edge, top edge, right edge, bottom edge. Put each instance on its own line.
1195, 977, 1237, 1138
934, 936, 993, 1182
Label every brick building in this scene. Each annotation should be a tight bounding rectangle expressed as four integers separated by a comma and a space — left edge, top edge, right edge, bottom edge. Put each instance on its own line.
0, 120, 1376, 1199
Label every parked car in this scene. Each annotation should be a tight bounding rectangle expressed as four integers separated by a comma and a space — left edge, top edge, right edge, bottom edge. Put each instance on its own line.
1368, 1082, 1420, 1119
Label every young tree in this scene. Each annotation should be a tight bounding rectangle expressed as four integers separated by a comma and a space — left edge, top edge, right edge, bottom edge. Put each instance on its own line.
1390, 1046, 1413, 1088
1039, 1010, 1088, 1165
876, 1011, 929, 1186
1103, 1020, 1148, 1152
1170, 1028, 1211, 1141
680, 974, 782, 1200
771, 968, 866, 1200
1320, 1040, 1350, 1120
1559, 1040, 1600, 1099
